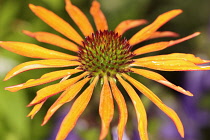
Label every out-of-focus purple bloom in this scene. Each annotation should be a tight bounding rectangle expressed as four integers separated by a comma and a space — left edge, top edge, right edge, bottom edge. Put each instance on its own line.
160, 119, 181, 140
112, 126, 130, 140
132, 126, 140, 140
183, 71, 210, 123
181, 71, 210, 139
160, 70, 210, 140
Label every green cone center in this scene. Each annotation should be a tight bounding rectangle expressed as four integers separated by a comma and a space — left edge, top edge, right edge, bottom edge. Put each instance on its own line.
78, 30, 134, 77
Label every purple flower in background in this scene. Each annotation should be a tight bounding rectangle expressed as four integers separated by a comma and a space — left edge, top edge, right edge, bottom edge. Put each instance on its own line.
160, 71, 210, 140
181, 71, 210, 140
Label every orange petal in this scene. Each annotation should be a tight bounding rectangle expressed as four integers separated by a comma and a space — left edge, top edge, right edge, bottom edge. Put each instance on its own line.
122, 73, 184, 138
0, 41, 78, 60
133, 32, 200, 56
148, 31, 179, 40
114, 19, 148, 35
117, 74, 148, 140
99, 75, 114, 140
135, 53, 210, 64
29, 4, 83, 45
133, 41, 170, 55
28, 72, 88, 106
131, 68, 193, 96
167, 32, 200, 47
4, 59, 80, 81
5, 69, 81, 92
109, 78, 128, 140
90, 1, 108, 31
56, 76, 99, 140
129, 9, 182, 45
65, 0, 94, 37
23, 30, 79, 52
27, 100, 46, 119
42, 77, 90, 125
132, 59, 210, 71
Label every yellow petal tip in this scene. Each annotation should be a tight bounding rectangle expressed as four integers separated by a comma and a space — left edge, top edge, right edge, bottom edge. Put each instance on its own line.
0, 41, 6, 47
172, 9, 183, 17
41, 120, 47, 126
173, 9, 183, 13
29, 4, 36, 9
188, 93, 194, 97
3, 78, 8, 81
194, 32, 201, 36
65, 0, 71, 5
3, 75, 11, 81
22, 30, 35, 38
27, 100, 38, 107
26, 103, 32, 107
164, 9, 183, 16
5, 87, 15, 92
180, 131, 184, 138
183, 90, 193, 96
26, 114, 34, 119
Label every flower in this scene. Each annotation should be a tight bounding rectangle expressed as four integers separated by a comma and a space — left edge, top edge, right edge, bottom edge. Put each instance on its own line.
1, 0, 210, 140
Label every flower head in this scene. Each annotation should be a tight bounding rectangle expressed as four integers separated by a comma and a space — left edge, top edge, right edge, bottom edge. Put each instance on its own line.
1, 0, 210, 140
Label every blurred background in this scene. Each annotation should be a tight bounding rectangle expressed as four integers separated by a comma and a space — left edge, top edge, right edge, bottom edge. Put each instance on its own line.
0, 0, 210, 140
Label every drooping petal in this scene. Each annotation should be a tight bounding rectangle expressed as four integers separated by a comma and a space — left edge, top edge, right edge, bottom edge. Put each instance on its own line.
131, 68, 193, 96
122, 74, 184, 138
129, 9, 182, 46
29, 4, 83, 45
117, 74, 148, 140
56, 76, 99, 140
109, 78, 128, 140
42, 77, 90, 125
28, 72, 88, 106
168, 32, 200, 47
135, 53, 210, 64
132, 59, 210, 71
90, 1, 108, 31
4, 59, 80, 81
23, 30, 79, 52
27, 100, 46, 119
148, 31, 179, 39
0, 41, 78, 60
99, 75, 114, 140
65, 0, 94, 37
5, 69, 82, 92
114, 19, 148, 35
133, 32, 200, 55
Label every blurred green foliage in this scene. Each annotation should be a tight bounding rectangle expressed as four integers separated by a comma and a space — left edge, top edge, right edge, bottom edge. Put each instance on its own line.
0, 0, 210, 139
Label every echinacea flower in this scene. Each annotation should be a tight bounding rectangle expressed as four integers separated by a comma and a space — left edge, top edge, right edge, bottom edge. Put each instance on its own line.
1, 0, 210, 140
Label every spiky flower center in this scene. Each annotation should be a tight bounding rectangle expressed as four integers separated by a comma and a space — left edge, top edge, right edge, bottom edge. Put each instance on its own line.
78, 30, 134, 77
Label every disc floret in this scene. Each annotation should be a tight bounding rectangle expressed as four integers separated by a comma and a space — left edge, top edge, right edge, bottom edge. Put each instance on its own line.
78, 30, 134, 77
